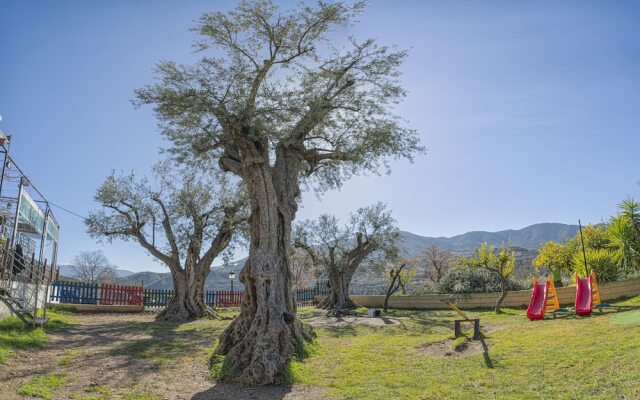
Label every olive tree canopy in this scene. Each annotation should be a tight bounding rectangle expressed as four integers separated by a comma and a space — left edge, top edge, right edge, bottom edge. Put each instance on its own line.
294, 202, 400, 314
86, 162, 247, 321
134, 0, 423, 384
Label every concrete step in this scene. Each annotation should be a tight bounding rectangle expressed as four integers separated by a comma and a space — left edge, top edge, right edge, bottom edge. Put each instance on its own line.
27, 317, 48, 327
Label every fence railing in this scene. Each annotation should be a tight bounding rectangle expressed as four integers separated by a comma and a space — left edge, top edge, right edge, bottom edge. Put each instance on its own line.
143, 289, 244, 308
100, 284, 143, 306
50, 279, 331, 309
50, 281, 141, 306
49, 281, 99, 304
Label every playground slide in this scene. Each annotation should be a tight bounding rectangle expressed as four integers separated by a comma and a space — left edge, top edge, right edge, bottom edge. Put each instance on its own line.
527, 279, 548, 321
575, 276, 593, 316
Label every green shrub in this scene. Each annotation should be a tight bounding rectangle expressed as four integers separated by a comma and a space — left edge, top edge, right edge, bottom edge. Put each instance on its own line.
572, 249, 620, 283
450, 336, 469, 352
435, 266, 525, 294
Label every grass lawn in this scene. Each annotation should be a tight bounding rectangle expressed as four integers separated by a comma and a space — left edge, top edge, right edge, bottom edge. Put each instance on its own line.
0, 309, 74, 364
2, 300, 640, 399
289, 298, 640, 400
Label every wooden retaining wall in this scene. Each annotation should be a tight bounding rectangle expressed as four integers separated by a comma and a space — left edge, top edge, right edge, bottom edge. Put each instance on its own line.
339, 276, 640, 310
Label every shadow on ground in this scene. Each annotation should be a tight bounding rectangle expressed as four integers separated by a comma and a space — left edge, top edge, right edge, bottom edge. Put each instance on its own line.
191, 383, 292, 400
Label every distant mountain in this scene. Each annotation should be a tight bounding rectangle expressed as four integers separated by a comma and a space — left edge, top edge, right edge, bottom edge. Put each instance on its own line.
399, 223, 579, 257
116, 223, 579, 291
58, 264, 136, 279
120, 258, 246, 291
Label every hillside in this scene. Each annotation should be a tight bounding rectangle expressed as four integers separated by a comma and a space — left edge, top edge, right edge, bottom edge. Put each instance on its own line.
58, 265, 136, 279
120, 258, 247, 291
113, 223, 577, 291
399, 223, 578, 257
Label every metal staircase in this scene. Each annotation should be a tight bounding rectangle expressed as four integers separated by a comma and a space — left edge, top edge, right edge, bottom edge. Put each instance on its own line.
0, 244, 53, 327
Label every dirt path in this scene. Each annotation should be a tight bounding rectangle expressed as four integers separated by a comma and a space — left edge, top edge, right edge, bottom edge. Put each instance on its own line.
0, 313, 324, 400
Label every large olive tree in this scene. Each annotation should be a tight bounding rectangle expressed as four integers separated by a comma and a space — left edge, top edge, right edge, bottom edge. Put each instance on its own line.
86, 163, 247, 322
134, 0, 422, 383
294, 203, 400, 315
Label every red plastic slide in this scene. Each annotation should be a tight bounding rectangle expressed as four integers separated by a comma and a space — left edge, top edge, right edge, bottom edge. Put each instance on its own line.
575, 276, 593, 316
527, 279, 548, 320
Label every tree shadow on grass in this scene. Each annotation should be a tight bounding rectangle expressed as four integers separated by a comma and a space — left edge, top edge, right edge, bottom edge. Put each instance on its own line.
191, 383, 292, 400
0, 314, 227, 388
548, 305, 640, 321
478, 333, 494, 369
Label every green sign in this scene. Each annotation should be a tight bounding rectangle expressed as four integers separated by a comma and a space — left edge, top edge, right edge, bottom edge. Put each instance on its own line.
19, 191, 45, 235
47, 216, 59, 243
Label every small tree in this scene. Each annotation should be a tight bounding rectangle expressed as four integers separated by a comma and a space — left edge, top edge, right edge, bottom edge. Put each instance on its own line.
421, 244, 453, 284
290, 248, 317, 290
294, 203, 400, 315
86, 162, 247, 322
532, 241, 576, 287
460, 242, 515, 313
383, 258, 417, 312
72, 250, 118, 284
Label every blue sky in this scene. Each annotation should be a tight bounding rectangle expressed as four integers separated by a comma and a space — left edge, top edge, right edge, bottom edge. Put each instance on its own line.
1, 1, 639, 272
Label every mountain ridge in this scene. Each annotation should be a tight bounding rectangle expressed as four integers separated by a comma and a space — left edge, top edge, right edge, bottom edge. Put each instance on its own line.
111, 222, 578, 290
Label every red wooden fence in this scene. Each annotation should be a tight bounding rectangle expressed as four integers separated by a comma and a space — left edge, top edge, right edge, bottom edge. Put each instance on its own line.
99, 283, 143, 306
215, 290, 243, 307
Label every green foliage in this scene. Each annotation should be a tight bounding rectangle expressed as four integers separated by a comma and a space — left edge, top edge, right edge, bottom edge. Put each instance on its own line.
135, 1, 423, 191
291, 301, 640, 399
571, 224, 610, 250
573, 249, 620, 283
0, 309, 72, 364
450, 336, 468, 352
209, 354, 235, 382
435, 265, 525, 294
0, 316, 48, 363
608, 215, 637, 274
459, 242, 516, 281
18, 374, 71, 400
533, 240, 576, 278
607, 197, 640, 273
294, 202, 401, 277
535, 215, 638, 283
86, 161, 248, 263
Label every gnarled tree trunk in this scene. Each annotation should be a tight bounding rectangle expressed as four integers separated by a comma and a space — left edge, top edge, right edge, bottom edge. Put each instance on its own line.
495, 276, 508, 314
215, 144, 313, 384
157, 262, 215, 322
320, 270, 358, 315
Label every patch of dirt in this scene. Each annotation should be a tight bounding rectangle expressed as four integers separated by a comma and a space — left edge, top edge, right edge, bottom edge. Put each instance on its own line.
0, 312, 324, 399
306, 315, 405, 328
416, 339, 486, 358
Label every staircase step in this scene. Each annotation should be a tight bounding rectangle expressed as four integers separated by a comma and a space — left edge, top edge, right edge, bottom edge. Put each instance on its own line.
27, 317, 48, 327
2, 297, 26, 303
12, 307, 33, 314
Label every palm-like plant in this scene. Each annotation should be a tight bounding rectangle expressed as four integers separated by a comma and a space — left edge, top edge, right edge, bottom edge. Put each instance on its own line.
608, 216, 636, 274
614, 197, 640, 272
573, 249, 619, 283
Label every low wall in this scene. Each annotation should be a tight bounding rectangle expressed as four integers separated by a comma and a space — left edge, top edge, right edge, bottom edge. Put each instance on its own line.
0, 282, 49, 320
48, 303, 144, 313
343, 276, 640, 310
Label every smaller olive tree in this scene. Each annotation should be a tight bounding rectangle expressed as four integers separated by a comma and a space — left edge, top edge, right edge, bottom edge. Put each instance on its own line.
383, 258, 417, 312
460, 242, 515, 313
86, 162, 248, 322
294, 202, 400, 315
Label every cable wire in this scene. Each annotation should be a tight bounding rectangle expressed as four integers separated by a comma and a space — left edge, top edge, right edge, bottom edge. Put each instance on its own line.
48, 202, 88, 221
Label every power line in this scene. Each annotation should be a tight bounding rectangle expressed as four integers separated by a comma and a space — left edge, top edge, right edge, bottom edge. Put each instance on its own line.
49, 202, 88, 221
